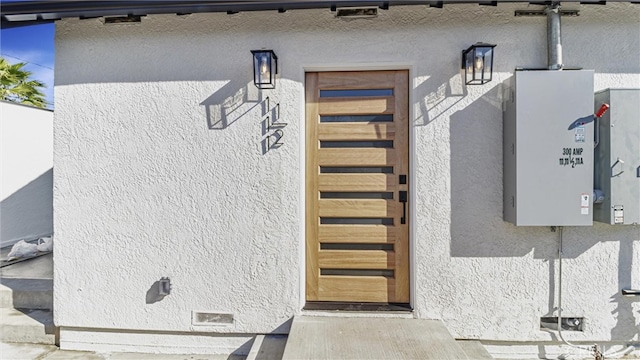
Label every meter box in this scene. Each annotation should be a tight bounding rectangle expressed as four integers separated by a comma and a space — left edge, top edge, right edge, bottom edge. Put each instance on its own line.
593, 89, 640, 225
503, 70, 594, 226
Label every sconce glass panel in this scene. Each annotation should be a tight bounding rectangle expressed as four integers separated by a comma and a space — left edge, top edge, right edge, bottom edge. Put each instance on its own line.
251, 50, 278, 89
462, 43, 496, 85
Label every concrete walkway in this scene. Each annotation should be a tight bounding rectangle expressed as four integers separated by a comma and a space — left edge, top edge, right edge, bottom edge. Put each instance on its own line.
281, 316, 488, 360
1, 342, 247, 360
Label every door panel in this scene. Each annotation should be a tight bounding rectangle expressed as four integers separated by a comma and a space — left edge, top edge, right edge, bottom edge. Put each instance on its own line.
318, 97, 395, 114
317, 276, 396, 303
318, 123, 396, 141
318, 174, 396, 192
306, 70, 409, 304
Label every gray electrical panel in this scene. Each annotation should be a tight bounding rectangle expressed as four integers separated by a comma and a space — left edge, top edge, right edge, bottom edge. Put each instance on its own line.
503, 70, 594, 226
593, 89, 640, 225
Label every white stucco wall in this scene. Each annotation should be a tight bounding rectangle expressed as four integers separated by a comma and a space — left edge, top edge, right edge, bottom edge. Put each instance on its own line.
54, 3, 640, 354
1, 100, 53, 247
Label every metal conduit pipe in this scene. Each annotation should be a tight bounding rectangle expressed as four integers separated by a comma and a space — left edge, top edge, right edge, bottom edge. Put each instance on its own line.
556, 227, 593, 358
546, 2, 563, 70
553, 227, 637, 360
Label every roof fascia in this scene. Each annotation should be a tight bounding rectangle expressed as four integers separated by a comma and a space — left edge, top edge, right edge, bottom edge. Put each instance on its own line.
2, 0, 638, 28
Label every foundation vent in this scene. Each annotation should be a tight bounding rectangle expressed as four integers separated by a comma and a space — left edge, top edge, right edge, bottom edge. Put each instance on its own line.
192, 311, 234, 326
103, 15, 143, 24
336, 7, 378, 18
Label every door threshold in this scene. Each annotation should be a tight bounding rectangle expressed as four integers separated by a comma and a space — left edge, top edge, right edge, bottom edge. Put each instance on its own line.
300, 309, 415, 319
304, 302, 412, 312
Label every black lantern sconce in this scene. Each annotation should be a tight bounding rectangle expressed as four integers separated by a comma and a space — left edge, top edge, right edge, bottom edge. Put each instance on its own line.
462, 43, 496, 85
251, 50, 278, 89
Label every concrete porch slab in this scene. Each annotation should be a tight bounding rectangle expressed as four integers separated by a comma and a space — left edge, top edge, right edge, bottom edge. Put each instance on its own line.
246, 334, 287, 360
457, 340, 493, 359
0, 308, 56, 345
0, 251, 54, 310
0, 278, 53, 310
282, 315, 471, 360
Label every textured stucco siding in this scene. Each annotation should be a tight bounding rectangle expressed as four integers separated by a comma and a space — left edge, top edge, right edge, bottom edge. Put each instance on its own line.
1, 101, 53, 247
54, 2, 640, 353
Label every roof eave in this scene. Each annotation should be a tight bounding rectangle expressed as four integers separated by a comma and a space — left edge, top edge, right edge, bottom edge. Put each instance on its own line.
2, 0, 638, 28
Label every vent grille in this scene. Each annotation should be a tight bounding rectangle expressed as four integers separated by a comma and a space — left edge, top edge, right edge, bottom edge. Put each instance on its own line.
192, 311, 233, 326
336, 7, 378, 18
103, 15, 143, 24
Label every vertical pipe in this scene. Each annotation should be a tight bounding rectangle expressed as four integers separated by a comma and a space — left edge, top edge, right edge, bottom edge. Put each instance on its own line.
556, 227, 591, 354
546, 2, 563, 70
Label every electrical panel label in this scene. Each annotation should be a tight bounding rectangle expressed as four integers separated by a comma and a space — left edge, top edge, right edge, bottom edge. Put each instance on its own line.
559, 147, 584, 168
581, 193, 589, 215
574, 126, 585, 143
614, 206, 624, 224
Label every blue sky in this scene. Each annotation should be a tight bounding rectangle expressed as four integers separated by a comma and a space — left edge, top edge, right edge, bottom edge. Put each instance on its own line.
1, 23, 55, 109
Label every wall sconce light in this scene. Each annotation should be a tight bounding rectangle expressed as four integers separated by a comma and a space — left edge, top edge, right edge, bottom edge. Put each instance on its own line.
251, 50, 278, 89
462, 43, 496, 85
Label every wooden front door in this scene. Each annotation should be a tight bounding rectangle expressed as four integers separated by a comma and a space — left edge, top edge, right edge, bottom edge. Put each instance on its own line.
305, 70, 409, 304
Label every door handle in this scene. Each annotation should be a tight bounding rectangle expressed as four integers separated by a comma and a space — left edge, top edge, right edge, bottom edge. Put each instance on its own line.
399, 191, 407, 225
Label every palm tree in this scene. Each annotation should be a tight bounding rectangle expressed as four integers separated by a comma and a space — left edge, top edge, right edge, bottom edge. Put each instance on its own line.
0, 57, 47, 108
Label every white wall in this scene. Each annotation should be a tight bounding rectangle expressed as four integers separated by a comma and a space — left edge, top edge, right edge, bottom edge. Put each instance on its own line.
54, 3, 640, 354
1, 100, 53, 247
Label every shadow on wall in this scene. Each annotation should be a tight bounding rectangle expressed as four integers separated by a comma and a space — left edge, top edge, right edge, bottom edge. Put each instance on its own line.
610, 239, 640, 343
145, 280, 169, 304
448, 84, 556, 259
200, 77, 263, 130
200, 78, 287, 154
0, 168, 53, 247
413, 67, 467, 127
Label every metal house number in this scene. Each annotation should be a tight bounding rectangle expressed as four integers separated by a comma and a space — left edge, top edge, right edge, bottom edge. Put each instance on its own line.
261, 97, 287, 152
